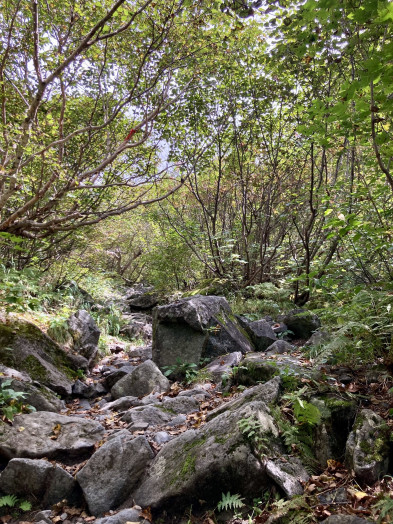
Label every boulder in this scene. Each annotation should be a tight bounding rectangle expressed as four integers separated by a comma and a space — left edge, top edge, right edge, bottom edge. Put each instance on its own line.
0, 458, 79, 506
105, 367, 135, 390
0, 317, 76, 396
111, 360, 169, 399
126, 285, 159, 310
76, 433, 154, 516
282, 309, 321, 339
68, 310, 100, 367
244, 320, 277, 351
304, 330, 330, 347
72, 379, 96, 398
129, 395, 280, 512
345, 409, 390, 484
152, 295, 254, 369
0, 411, 105, 461
100, 396, 142, 412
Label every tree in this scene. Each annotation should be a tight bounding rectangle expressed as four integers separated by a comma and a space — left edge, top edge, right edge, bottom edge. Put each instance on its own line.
0, 0, 226, 238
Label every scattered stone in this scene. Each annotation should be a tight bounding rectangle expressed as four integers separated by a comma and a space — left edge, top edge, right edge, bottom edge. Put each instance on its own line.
121, 313, 153, 341
126, 285, 159, 311
111, 360, 169, 399
76, 433, 154, 516
154, 431, 172, 445
152, 295, 254, 369
68, 310, 100, 367
282, 309, 321, 339
265, 456, 309, 497
33, 510, 52, 523
0, 412, 105, 461
101, 396, 142, 412
72, 379, 96, 398
345, 409, 390, 484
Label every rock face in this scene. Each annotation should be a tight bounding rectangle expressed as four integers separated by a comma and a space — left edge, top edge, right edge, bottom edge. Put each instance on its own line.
152, 295, 254, 369
204, 352, 243, 383
265, 456, 309, 497
111, 360, 169, 399
0, 458, 79, 506
129, 380, 281, 511
121, 313, 153, 341
68, 310, 100, 367
345, 409, 390, 484
76, 433, 154, 516
0, 317, 76, 396
0, 412, 105, 461
282, 309, 321, 339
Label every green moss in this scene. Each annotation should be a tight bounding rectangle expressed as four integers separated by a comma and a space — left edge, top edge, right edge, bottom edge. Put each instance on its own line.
20, 355, 48, 382
214, 435, 229, 444
180, 455, 196, 477
183, 435, 207, 452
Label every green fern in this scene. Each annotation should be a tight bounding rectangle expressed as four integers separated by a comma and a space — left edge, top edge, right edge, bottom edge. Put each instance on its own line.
0, 494, 18, 507
271, 495, 314, 523
293, 399, 321, 426
217, 492, 245, 512
373, 495, 393, 523
18, 500, 32, 511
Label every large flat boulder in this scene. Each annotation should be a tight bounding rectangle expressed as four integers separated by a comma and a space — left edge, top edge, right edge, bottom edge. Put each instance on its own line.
128, 380, 282, 512
152, 295, 254, 369
0, 412, 105, 461
0, 317, 77, 396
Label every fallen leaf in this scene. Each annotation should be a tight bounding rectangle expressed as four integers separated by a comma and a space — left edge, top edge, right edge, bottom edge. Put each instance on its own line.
18, 426, 25, 432
141, 507, 152, 522
348, 488, 369, 500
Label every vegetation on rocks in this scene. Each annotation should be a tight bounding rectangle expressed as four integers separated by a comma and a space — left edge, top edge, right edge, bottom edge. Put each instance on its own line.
1, 0, 393, 522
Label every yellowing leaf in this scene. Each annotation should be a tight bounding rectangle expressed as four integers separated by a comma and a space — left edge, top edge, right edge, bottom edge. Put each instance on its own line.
348, 488, 369, 500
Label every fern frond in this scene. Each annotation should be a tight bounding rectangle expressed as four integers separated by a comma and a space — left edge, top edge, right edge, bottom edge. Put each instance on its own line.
19, 500, 32, 511
0, 494, 18, 507
217, 492, 245, 512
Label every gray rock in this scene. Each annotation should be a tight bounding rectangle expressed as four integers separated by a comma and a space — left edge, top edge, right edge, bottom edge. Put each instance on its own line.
111, 360, 169, 399
152, 295, 254, 370
68, 310, 100, 367
129, 398, 279, 511
345, 409, 390, 484
0, 375, 63, 412
0, 458, 78, 506
206, 377, 281, 422
126, 285, 159, 310
105, 367, 134, 390
33, 510, 52, 523
154, 431, 172, 445
266, 340, 294, 354
101, 396, 142, 412
282, 309, 321, 339
321, 516, 372, 524
0, 318, 76, 396
304, 330, 330, 347
72, 379, 96, 398
265, 457, 309, 497
121, 405, 172, 430
66, 353, 89, 373
0, 411, 104, 460
121, 313, 153, 341
95, 508, 149, 524
160, 396, 199, 415
204, 352, 243, 383
128, 345, 153, 360
76, 433, 154, 516
169, 414, 187, 426
317, 487, 348, 504
245, 320, 277, 351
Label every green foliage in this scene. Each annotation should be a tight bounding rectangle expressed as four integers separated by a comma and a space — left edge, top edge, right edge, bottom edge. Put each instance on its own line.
47, 317, 70, 345
0, 494, 32, 512
372, 495, 393, 523
216, 492, 245, 512
238, 416, 271, 457
0, 380, 36, 422
162, 358, 199, 384
270, 496, 314, 524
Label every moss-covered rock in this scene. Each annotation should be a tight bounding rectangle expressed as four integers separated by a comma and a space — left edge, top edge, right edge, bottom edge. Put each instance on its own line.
0, 316, 76, 396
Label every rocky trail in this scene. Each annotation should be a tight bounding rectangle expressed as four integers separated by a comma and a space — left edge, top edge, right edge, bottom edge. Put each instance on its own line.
0, 290, 392, 524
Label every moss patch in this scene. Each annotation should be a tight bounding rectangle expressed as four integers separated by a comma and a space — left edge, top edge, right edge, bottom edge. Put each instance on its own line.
20, 355, 48, 382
